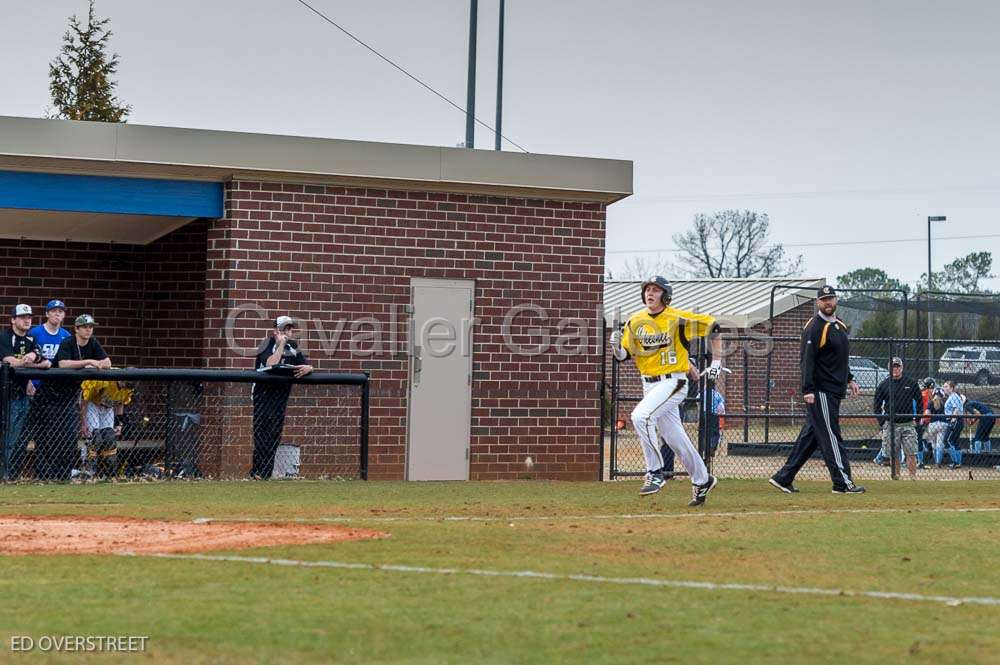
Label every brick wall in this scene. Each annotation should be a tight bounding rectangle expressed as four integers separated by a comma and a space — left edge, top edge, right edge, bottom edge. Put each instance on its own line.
139, 220, 209, 367
202, 181, 607, 480
0, 220, 207, 367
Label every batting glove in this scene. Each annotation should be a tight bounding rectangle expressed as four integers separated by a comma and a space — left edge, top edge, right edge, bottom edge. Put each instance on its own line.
706, 359, 723, 380
610, 330, 628, 361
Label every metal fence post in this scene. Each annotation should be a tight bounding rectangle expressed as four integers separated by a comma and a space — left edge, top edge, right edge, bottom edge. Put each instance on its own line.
742, 344, 749, 443
609, 315, 621, 480
701, 338, 716, 474
359, 371, 370, 481
598, 320, 607, 481
695, 337, 705, 461
164, 381, 175, 477
764, 343, 772, 445
0, 363, 10, 481
888, 340, 899, 480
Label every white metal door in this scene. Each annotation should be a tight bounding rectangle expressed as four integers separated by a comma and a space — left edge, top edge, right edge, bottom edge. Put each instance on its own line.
407, 278, 474, 480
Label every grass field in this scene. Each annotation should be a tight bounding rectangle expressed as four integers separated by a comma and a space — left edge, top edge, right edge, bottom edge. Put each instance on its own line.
2, 479, 1000, 664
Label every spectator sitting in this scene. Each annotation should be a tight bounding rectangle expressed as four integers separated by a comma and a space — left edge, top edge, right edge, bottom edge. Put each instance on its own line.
964, 399, 995, 454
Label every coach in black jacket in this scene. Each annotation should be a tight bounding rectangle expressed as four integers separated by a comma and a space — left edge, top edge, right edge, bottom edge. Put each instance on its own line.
770, 286, 865, 494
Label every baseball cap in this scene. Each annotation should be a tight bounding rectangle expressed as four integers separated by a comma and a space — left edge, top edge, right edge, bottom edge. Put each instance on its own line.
46, 299, 66, 311
12, 304, 32, 317
817, 285, 837, 299
275, 315, 296, 329
74, 314, 97, 326
890, 356, 903, 367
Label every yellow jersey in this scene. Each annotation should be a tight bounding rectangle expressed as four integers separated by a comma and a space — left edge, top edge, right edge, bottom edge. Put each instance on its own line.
81, 380, 134, 408
620, 306, 716, 376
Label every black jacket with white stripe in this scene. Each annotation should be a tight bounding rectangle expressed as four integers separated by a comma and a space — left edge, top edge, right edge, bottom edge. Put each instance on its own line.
801, 315, 853, 399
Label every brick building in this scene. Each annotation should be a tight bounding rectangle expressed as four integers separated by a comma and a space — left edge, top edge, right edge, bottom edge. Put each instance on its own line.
603, 278, 823, 416
0, 116, 632, 481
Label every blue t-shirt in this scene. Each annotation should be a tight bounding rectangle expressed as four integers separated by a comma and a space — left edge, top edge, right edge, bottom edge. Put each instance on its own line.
30, 325, 71, 361
944, 393, 965, 431
28, 324, 71, 388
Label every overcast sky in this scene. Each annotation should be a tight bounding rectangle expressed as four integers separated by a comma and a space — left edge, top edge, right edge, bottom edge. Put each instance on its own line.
2, 0, 998, 290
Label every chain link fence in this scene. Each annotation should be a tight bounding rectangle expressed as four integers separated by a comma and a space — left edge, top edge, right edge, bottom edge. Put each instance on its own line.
1, 367, 369, 482
607, 336, 1000, 482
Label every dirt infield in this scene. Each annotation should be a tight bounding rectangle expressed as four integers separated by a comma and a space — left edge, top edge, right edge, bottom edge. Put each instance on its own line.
0, 516, 387, 555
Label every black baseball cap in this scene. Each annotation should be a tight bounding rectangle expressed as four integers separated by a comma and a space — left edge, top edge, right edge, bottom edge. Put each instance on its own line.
817, 285, 837, 300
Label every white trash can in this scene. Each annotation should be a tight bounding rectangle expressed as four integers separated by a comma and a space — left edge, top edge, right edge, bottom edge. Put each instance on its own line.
272, 444, 300, 479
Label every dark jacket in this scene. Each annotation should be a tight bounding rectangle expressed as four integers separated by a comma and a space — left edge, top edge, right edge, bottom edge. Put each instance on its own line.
873, 374, 922, 426
801, 315, 853, 398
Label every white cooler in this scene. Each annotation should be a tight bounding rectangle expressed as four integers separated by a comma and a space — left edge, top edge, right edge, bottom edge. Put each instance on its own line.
271, 444, 301, 479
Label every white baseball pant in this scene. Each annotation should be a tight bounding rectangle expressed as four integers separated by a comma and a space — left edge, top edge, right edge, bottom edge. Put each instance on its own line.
630, 374, 709, 485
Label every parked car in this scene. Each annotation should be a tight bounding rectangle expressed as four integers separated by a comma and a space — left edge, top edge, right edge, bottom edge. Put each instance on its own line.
938, 346, 1000, 386
849, 356, 890, 392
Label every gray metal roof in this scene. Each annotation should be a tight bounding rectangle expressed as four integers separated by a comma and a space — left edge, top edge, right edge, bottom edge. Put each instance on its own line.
0, 115, 633, 203
604, 277, 826, 329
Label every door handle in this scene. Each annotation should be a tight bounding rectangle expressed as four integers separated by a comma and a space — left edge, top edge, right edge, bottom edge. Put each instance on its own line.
413, 345, 422, 387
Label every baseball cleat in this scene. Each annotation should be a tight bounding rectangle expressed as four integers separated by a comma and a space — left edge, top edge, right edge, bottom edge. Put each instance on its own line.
768, 477, 798, 494
688, 474, 718, 506
832, 485, 866, 494
639, 472, 666, 496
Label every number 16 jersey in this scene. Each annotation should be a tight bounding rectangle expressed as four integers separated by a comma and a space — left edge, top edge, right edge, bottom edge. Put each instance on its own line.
620, 306, 716, 377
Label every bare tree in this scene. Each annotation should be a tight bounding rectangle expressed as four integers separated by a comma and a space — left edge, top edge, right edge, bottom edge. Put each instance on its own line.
607, 254, 677, 280
671, 210, 802, 278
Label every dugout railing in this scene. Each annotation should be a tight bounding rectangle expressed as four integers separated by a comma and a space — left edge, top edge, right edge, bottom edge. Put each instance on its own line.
0, 366, 370, 483
607, 335, 999, 482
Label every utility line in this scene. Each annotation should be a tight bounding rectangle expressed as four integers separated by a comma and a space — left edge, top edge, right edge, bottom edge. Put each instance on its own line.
292, 0, 529, 152
607, 233, 1000, 255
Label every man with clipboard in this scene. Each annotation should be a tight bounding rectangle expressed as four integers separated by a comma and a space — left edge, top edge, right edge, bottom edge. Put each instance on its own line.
251, 316, 313, 479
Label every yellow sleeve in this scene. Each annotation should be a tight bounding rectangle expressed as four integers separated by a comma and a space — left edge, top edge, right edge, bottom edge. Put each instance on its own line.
674, 309, 716, 338
620, 316, 635, 355
81, 381, 98, 404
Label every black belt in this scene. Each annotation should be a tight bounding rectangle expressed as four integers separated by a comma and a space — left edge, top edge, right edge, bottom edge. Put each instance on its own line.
642, 374, 685, 384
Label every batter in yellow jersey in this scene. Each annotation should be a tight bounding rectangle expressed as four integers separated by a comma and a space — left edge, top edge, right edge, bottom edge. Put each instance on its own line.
610, 276, 724, 506
620, 306, 716, 377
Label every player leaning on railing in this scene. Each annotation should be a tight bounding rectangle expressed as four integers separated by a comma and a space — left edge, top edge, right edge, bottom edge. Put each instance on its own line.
610, 276, 723, 507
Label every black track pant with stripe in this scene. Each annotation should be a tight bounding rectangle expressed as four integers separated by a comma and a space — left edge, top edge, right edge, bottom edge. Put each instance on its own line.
773, 391, 856, 491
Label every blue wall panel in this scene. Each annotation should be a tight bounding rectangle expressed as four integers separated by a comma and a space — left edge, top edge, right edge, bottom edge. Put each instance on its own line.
0, 170, 223, 218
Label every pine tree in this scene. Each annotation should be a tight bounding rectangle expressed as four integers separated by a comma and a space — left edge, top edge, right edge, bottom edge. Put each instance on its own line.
48, 0, 131, 122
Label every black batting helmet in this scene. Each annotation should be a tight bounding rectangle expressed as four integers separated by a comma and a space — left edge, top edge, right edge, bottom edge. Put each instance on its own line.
640, 276, 673, 306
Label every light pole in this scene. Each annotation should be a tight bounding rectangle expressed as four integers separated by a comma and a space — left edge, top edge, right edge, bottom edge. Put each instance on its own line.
465, 0, 478, 149
927, 215, 946, 373
495, 0, 505, 151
